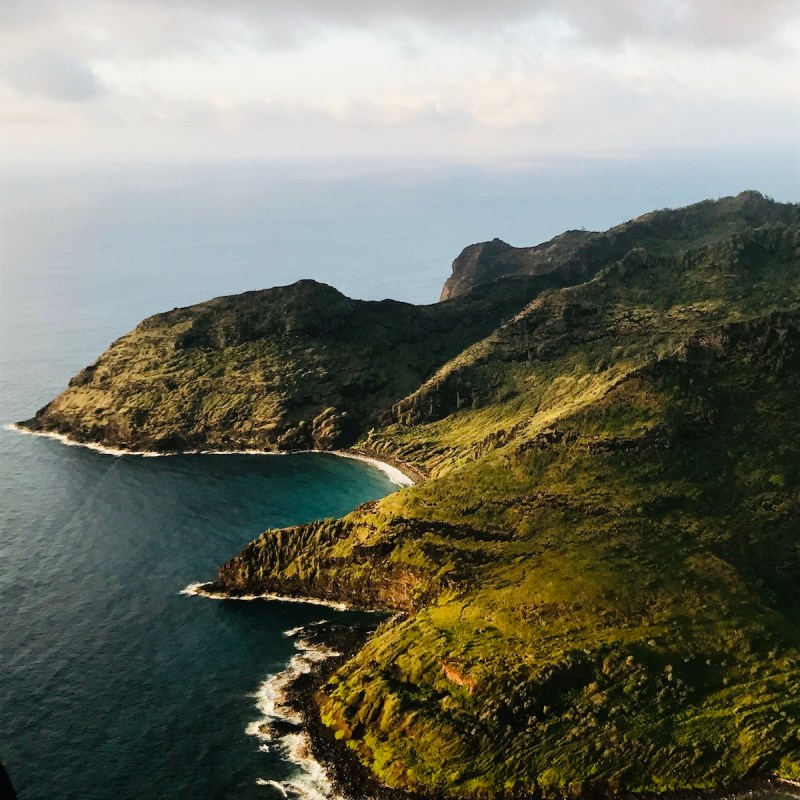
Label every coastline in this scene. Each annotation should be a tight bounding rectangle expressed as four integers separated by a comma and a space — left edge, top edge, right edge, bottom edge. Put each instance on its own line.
10, 423, 800, 800
330, 449, 416, 487
278, 621, 435, 800
5, 423, 416, 487
246, 627, 348, 800
180, 581, 357, 612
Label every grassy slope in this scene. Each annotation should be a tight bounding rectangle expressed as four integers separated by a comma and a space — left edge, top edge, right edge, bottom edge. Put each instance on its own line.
311, 323, 800, 796
217, 208, 800, 796
20, 278, 551, 451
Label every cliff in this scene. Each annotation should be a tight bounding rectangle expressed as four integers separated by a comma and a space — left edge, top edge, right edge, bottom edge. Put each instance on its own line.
19, 278, 545, 452
21, 192, 800, 798
439, 231, 594, 301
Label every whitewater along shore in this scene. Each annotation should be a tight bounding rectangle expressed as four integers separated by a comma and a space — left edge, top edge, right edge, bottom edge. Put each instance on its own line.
279, 619, 437, 800
7, 423, 417, 487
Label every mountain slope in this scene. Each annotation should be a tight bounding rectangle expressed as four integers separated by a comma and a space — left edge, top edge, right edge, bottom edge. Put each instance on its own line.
252, 310, 800, 796
19, 278, 546, 452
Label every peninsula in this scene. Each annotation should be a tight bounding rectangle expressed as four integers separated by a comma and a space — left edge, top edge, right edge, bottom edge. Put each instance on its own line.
21, 192, 800, 798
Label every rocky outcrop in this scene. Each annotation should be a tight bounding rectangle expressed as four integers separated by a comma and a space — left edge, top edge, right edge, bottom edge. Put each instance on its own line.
311, 407, 353, 449
211, 516, 448, 612
440, 231, 595, 301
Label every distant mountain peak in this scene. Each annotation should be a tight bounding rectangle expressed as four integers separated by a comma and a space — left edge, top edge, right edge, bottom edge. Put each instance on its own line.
440, 191, 797, 301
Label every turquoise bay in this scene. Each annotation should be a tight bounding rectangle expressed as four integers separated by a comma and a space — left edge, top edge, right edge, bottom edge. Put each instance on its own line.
0, 435, 396, 799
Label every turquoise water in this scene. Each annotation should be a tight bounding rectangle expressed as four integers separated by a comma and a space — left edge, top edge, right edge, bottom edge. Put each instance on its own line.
0, 437, 394, 799
1, 160, 797, 799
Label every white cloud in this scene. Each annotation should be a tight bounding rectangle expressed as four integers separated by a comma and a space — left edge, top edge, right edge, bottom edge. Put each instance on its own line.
2, 52, 103, 102
2, 1, 798, 58
153, 0, 799, 50
0, 1, 798, 168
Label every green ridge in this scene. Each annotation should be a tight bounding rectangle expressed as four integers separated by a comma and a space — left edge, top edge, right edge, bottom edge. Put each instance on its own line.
21, 277, 549, 451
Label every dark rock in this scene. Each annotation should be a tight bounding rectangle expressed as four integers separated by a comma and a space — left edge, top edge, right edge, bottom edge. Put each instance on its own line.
312, 407, 355, 450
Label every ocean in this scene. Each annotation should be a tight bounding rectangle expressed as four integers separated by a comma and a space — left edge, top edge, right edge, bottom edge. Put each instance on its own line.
1, 158, 797, 799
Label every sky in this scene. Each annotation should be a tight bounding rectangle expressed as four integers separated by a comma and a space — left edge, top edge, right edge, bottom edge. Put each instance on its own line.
0, 0, 798, 173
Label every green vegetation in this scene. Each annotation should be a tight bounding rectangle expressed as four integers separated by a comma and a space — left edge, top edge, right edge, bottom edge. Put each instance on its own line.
23, 192, 800, 797
20, 278, 548, 451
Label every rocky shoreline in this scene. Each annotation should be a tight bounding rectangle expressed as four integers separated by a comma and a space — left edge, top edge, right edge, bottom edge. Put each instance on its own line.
282, 620, 438, 800
283, 622, 800, 800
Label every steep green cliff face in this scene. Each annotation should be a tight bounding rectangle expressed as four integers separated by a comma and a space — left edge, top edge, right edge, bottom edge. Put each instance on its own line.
23, 193, 800, 796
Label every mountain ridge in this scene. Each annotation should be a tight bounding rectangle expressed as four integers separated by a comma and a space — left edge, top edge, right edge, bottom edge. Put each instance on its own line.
440, 190, 798, 301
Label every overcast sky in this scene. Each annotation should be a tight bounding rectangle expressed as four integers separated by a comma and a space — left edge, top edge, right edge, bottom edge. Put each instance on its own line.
1, 0, 799, 171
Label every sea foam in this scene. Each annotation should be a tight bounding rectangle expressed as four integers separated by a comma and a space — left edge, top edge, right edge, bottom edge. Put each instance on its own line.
180, 582, 349, 610
7, 424, 415, 486
248, 633, 344, 800
256, 778, 289, 796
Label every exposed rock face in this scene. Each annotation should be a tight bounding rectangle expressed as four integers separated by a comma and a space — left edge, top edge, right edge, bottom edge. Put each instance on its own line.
311, 407, 353, 449
439, 238, 516, 301
440, 231, 594, 301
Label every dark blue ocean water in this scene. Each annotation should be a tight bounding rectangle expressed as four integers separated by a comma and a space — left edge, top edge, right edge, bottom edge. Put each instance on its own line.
1, 160, 797, 800
0, 442, 394, 800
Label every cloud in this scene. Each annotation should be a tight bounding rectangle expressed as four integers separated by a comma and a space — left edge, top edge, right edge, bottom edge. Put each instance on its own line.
2, 53, 103, 102
0, 0, 797, 169
1, 0, 798, 57
146, 0, 799, 49
554, 0, 799, 48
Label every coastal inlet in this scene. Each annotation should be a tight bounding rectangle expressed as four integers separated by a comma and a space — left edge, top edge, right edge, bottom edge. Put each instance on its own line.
0, 431, 401, 800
